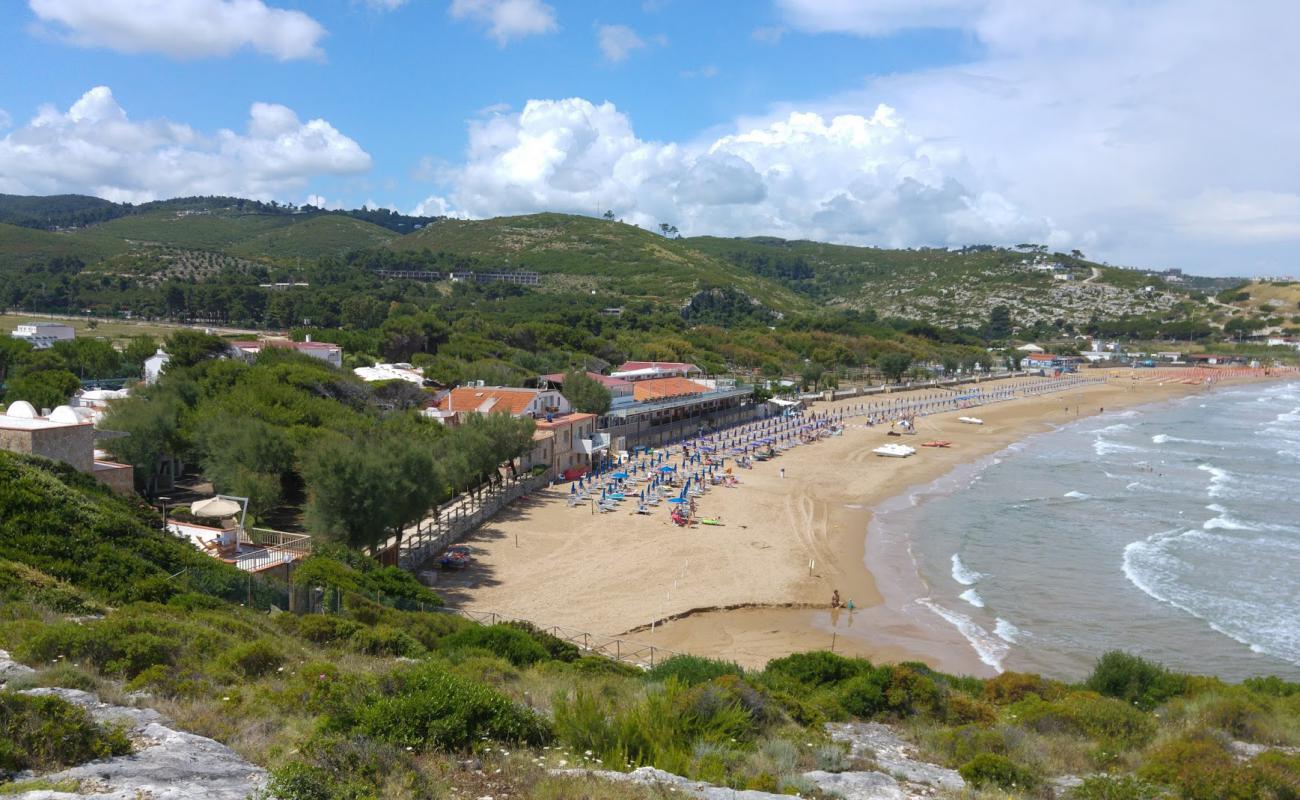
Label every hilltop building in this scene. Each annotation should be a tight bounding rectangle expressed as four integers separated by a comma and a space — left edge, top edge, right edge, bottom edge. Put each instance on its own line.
10, 322, 75, 350
228, 337, 342, 368
0, 401, 133, 494
611, 361, 703, 381
354, 362, 429, 385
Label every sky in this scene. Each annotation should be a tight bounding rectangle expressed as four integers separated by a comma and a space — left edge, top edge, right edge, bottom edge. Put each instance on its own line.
1, 1, 1299, 277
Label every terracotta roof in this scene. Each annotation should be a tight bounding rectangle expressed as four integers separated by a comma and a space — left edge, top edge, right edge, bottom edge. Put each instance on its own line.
436, 387, 540, 416
534, 412, 596, 430
633, 377, 708, 402
1025, 353, 1058, 360
614, 361, 700, 374
540, 371, 632, 389
230, 339, 340, 352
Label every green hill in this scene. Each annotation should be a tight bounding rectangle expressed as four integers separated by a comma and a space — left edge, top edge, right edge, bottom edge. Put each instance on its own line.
685, 236, 1187, 328
389, 213, 809, 310
230, 214, 397, 261
72, 207, 299, 253
0, 193, 128, 230
0, 222, 125, 269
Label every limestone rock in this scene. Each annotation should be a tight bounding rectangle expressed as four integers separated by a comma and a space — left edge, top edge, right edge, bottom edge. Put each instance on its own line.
551, 766, 790, 799
0, 649, 36, 686
825, 722, 965, 795
804, 769, 908, 799
10, 688, 265, 800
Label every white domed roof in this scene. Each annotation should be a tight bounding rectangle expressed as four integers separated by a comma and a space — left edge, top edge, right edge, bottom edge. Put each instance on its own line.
49, 405, 81, 424
5, 400, 37, 418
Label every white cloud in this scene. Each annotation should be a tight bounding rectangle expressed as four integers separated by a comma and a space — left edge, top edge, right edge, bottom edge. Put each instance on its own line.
680, 64, 719, 79
751, 25, 786, 44
0, 86, 371, 203
28, 0, 327, 61
597, 24, 646, 63
0, 109, 11, 130
449, 0, 557, 45
776, 0, 986, 37
768, 0, 1300, 274
415, 97, 1058, 248
361, 0, 407, 9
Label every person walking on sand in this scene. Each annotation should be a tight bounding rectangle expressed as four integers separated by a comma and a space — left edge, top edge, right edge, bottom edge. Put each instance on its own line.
831, 590, 841, 608
780, 467, 785, 479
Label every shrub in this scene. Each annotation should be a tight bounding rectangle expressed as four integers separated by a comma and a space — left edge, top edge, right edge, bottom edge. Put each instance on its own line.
928, 724, 1010, 766
267, 733, 437, 800
340, 662, 550, 750
1086, 651, 1188, 710
288, 614, 362, 644
839, 671, 889, 718
881, 665, 944, 718
1011, 692, 1157, 749
648, 655, 744, 687
1070, 774, 1163, 800
220, 638, 285, 678
945, 691, 997, 725
439, 624, 549, 667
958, 752, 1039, 792
0, 691, 131, 776
1137, 731, 1259, 799
501, 620, 580, 662
984, 671, 1060, 704
347, 625, 425, 658
763, 651, 870, 688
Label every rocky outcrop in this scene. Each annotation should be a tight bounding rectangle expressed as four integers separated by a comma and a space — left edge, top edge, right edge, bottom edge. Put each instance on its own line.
824, 722, 965, 795
554, 722, 965, 800
7, 688, 265, 800
0, 649, 36, 686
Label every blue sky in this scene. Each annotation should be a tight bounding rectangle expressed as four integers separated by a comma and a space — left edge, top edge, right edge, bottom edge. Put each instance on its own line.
2, 1, 1299, 276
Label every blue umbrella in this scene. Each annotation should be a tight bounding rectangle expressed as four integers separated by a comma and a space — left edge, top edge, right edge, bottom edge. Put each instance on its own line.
569, 484, 576, 494
668, 497, 687, 504
659, 465, 675, 473
613, 472, 629, 480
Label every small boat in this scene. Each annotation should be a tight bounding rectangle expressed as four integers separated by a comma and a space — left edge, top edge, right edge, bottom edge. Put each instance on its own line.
958, 416, 984, 425
921, 440, 952, 448
873, 443, 916, 458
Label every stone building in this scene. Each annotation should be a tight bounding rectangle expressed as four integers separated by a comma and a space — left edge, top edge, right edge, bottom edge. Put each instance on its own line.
0, 401, 133, 494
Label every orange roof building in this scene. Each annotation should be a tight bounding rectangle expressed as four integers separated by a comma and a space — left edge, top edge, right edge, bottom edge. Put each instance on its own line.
632, 377, 708, 402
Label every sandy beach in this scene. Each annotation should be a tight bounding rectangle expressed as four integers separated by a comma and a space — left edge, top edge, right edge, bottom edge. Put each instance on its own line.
434, 370, 1277, 676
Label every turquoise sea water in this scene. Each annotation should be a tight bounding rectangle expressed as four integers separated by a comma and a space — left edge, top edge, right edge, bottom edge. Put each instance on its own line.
873, 380, 1300, 681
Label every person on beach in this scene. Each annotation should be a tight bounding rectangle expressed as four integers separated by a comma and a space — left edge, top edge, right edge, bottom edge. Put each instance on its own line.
831, 590, 841, 608
779, 467, 785, 479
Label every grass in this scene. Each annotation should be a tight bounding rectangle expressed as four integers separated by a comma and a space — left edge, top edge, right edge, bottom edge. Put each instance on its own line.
230, 214, 397, 261
0, 311, 206, 344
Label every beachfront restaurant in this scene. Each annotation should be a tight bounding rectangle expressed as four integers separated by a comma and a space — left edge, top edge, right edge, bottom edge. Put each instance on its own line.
595, 378, 763, 450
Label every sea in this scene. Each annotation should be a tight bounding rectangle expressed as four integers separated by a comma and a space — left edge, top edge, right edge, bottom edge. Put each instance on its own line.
872, 379, 1300, 681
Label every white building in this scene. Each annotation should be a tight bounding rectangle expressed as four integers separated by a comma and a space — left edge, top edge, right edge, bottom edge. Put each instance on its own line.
143, 349, 171, 384
228, 337, 343, 369
11, 322, 75, 350
353, 363, 427, 384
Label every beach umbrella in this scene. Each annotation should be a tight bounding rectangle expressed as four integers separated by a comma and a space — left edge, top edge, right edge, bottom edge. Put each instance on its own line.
613, 472, 629, 480
191, 497, 241, 518
668, 497, 687, 504
660, 465, 675, 473
569, 484, 576, 495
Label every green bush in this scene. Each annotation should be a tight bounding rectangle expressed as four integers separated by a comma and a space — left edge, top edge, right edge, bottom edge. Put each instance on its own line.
219, 638, 285, 678
1010, 692, 1156, 749
927, 724, 1010, 766
347, 624, 425, 658
339, 662, 550, 750
647, 655, 744, 686
0, 691, 131, 776
839, 671, 889, 717
1070, 774, 1163, 800
958, 752, 1039, 792
439, 624, 550, 666
763, 651, 870, 688
1086, 651, 1188, 710
267, 734, 436, 800
283, 614, 363, 644
500, 620, 580, 662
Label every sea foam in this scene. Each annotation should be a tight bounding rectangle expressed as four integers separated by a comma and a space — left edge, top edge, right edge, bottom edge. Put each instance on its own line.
951, 554, 984, 586
959, 588, 985, 608
918, 598, 1008, 672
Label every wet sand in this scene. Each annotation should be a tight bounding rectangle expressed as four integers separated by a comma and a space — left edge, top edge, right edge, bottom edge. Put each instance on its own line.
435, 372, 1260, 675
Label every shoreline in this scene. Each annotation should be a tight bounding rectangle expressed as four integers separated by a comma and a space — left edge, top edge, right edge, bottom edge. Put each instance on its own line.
437, 369, 1289, 676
